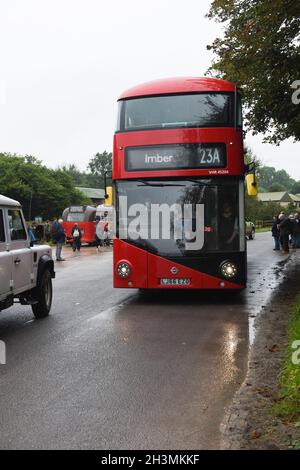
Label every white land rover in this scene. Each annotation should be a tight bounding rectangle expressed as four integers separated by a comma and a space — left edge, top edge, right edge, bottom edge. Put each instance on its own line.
0, 195, 55, 318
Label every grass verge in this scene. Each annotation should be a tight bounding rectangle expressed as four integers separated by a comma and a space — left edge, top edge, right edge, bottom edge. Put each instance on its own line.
273, 296, 300, 424
256, 227, 271, 233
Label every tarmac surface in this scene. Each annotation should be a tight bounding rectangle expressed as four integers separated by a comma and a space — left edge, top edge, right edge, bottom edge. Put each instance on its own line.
0, 233, 290, 449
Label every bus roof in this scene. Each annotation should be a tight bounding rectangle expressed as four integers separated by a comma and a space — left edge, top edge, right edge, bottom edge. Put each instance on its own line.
118, 77, 236, 100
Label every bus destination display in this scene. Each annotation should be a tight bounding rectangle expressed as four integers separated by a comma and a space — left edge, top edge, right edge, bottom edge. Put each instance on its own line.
125, 143, 226, 171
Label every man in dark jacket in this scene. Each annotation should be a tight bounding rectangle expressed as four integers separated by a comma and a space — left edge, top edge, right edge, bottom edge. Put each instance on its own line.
278, 214, 291, 254
292, 212, 300, 248
55, 218, 66, 261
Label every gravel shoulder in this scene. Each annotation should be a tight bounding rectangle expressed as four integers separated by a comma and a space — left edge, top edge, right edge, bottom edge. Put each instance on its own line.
221, 250, 300, 449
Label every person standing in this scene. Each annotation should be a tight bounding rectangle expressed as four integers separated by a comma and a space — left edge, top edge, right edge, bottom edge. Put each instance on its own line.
271, 215, 280, 251
55, 218, 66, 261
44, 220, 51, 242
94, 216, 102, 252
27, 224, 37, 243
292, 212, 300, 248
289, 214, 296, 247
278, 213, 291, 254
71, 223, 82, 253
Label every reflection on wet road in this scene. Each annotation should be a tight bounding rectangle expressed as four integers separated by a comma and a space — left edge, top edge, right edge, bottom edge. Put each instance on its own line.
0, 233, 290, 449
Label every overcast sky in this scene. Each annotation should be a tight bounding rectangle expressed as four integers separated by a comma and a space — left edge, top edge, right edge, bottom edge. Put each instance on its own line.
1, 0, 300, 179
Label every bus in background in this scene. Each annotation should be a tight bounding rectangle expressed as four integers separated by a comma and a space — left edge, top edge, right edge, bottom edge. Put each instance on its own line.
62, 205, 96, 245
113, 77, 256, 290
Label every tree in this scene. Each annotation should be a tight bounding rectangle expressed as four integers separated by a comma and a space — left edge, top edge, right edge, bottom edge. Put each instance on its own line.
207, 0, 300, 143
268, 183, 287, 192
60, 164, 86, 186
245, 194, 262, 221
244, 145, 261, 167
290, 181, 300, 195
257, 166, 277, 189
274, 169, 296, 189
87, 151, 112, 184
257, 165, 295, 191
245, 195, 283, 222
259, 202, 284, 220
0, 153, 89, 220
60, 163, 99, 188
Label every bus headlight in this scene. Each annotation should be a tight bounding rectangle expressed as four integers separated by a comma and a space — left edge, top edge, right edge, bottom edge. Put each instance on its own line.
220, 261, 237, 279
116, 261, 131, 278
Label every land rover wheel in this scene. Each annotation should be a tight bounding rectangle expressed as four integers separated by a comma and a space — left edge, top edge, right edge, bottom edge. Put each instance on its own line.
32, 269, 52, 319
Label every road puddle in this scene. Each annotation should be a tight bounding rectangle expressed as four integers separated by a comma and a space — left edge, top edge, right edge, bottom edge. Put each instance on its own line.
246, 253, 292, 345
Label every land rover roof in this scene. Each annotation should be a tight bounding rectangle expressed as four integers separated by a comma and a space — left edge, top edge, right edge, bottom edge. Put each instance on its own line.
0, 194, 21, 207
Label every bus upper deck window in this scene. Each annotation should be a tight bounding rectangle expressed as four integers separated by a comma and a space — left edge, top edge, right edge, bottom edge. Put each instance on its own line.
237, 94, 242, 127
115, 101, 122, 132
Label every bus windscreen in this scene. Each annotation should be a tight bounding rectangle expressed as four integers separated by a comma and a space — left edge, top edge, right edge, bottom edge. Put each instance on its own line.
117, 93, 233, 132
116, 178, 244, 257
66, 213, 85, 222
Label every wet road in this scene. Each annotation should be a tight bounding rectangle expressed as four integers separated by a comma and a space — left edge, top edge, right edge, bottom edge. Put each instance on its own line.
0, 233, 288, 449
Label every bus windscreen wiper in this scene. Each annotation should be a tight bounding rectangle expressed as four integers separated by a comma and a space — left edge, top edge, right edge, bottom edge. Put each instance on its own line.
136, 180, 184, 187
161, 122, 188, 128
184, 178, 210, 185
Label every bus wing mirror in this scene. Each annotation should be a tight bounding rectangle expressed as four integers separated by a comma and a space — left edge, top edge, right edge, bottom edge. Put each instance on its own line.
105, 186, 113, 205
246, 173, 258, 196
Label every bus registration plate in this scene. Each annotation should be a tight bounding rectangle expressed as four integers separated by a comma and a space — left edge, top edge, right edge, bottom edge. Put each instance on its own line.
160, 278, 191, 286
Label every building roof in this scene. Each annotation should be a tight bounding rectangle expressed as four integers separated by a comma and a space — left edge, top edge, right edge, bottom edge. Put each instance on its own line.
0, 194, 21, 207
290, 193, 300, 202
257, 191, 293, 203
75, 187, 105, 200
118, 77, 236, 100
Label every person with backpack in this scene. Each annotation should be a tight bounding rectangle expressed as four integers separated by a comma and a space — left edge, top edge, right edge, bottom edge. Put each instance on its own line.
71, 223, 82, 253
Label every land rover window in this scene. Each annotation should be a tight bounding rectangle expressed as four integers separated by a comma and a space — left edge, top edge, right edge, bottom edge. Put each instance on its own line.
8, 209, 27, 241
0, 210, 5, 242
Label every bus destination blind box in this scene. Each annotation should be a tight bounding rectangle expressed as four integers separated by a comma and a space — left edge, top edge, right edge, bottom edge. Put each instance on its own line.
125, 143, 226, 172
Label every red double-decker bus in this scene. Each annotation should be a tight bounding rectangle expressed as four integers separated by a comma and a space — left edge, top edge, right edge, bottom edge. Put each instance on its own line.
113, 77, 246, 289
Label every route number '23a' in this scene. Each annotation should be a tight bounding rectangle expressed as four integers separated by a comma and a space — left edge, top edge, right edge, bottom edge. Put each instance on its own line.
199, 148, 220, 165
